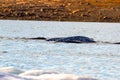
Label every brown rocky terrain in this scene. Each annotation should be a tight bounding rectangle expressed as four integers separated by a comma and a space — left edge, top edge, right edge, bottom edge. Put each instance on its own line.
0, 0, 120, 22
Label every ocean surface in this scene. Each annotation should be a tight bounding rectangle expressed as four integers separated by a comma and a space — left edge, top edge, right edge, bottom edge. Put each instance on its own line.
0, 20, 120, 80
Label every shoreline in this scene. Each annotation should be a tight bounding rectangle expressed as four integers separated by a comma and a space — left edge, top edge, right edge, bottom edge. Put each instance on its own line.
0, 0, 120, 22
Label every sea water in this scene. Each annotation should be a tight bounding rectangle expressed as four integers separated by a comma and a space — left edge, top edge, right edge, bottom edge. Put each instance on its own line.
0, 20, 120, 80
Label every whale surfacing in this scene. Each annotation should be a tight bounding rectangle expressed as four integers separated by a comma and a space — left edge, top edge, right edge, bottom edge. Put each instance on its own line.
46, 36, 95, 43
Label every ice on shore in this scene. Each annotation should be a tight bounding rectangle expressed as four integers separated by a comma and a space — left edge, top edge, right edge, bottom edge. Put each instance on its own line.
0, 72, 26, 80
0, 67, 97, 80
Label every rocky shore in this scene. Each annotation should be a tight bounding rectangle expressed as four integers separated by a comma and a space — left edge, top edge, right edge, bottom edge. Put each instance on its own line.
0, 0, 120, 22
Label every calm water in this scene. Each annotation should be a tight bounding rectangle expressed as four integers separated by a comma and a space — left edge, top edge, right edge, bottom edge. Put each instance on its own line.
0, 38, 120, 80
0, 20, 120, 80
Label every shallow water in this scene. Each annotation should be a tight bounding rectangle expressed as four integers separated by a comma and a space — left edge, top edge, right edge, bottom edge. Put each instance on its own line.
0, 20, 120, 80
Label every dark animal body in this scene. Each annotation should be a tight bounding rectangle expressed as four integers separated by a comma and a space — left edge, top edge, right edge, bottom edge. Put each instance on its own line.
28, 36, 96, 43
28, 37, 46, 40
113, 42, 120, 44
46, 36, 95, 43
